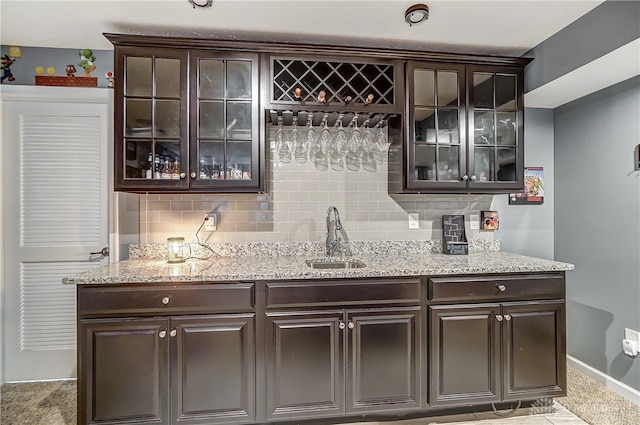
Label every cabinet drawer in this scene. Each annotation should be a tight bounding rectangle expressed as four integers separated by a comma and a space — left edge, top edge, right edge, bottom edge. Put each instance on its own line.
429, 274, 564, 303
78, 282, 254, 317
265, 278, 421, 308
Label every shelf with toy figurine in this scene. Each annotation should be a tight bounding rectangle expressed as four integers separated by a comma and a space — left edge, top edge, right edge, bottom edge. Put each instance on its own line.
35, 75, 98, 87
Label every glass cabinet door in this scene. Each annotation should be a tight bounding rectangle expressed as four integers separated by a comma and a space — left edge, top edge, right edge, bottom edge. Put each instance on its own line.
407, 62, 466, 190
190, 52, 260, 190
118, 48, 188, 189
468, 65, 524, 189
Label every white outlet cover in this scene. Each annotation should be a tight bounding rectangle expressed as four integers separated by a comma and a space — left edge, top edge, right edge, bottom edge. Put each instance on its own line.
470, 214, 480, 230
408, 213, 419, 229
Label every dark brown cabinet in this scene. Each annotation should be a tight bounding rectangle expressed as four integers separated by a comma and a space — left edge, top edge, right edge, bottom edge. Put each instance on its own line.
391, 60, 526, 194
77, 283, 256, 425
108, 34, 262, 193
428, 274, 566, 407
265, 307, 421, 421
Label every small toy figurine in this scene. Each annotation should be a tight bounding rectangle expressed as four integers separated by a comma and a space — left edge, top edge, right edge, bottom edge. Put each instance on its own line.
66, 64, 77, 77
105, 71, 115, 88
293, 87, 302, 99
1, 54, 16, 83
317, 90, 326, 103
365, 94, 374, 104
78, 49, 96, 77
341, 95, 353, 105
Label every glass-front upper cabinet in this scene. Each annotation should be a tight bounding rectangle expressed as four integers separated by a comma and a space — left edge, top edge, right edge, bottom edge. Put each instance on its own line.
116, 47, 189, 191
467, 65, 524, 190
189, 51, 260, 190
406, 62, 467, 191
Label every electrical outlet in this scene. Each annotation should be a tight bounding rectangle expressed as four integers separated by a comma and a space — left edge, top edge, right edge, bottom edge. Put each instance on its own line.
470, 214, 480, 230
625, 328, 640, 345
408, 212, 419, 229
204, 213, 217, 231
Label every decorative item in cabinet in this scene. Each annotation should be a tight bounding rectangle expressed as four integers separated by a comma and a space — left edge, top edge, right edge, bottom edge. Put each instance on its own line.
269, 56, 402, 112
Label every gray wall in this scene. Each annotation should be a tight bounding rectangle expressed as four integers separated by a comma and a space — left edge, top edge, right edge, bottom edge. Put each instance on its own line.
555, 75, 640, 391
494, 108, 555, 259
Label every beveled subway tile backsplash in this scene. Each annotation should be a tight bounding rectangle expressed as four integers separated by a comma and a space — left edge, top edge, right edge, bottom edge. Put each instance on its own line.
140, 149, 494, 244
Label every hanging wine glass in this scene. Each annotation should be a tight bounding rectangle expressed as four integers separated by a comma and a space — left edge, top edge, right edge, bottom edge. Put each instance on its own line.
373, 120, 388, 164
332, 114, 348, 154
347, 114, 362, 154
312, 114, 330, 171
276, 115, 291, 163
291, 117, 306, 163
304, 113, 316, 153
361, 117, 374, 152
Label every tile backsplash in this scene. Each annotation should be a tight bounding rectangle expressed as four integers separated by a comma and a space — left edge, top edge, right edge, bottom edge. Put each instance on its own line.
140, 146, 494, 244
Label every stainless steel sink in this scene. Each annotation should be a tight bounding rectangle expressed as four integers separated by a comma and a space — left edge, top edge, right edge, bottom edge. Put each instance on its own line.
305, 258, 366, 269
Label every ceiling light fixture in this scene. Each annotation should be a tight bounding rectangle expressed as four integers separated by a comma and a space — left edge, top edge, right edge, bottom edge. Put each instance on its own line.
188, 0, 213, 8
405, 4, 429, 26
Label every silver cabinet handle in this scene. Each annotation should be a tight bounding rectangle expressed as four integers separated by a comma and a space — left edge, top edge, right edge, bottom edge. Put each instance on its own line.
470, 175, 477, 181
339, 322, 346, 330
170, 329, 177, 337
90, 247, 109, 256
180, 173, 186, 179
461, 175, 469, 181
159, 330, 167, 338
497, 284, 506, 292
190, 172, 197, 178
504, 314, 512, 321
162, 296, 171, 305
348, 322, 355, 329
496, 315, 504, 322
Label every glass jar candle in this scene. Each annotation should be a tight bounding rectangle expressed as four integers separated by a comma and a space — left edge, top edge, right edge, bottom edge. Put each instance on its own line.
167, 237, 187, 263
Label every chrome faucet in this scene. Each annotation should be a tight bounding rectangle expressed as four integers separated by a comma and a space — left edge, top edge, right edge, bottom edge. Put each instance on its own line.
325, 206, 342, 257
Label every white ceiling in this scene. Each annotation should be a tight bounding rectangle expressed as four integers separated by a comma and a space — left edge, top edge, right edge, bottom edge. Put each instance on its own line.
3, 0, 638, 108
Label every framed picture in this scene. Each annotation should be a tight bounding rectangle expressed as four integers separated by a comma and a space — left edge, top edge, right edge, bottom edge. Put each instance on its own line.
509, 167, 544, 205
481, 210, 499, 230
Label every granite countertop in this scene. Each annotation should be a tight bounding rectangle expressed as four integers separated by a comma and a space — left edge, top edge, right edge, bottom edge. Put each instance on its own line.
63, 250, 574, 285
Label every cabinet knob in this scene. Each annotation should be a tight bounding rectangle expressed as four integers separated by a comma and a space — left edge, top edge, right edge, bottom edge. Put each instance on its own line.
497, 284, 506, 292
348, 322, 355, 329
496, 315, 504, 322
180, 173, 186, 179
470, 175, 477, 181
339, 322, 346, 330
159, 330, 167, 338
461, 175, 469, 181
190, 172, 197, 178
504, 314, 512, 321
170, 329, 177, 337
162, 296, 171, 305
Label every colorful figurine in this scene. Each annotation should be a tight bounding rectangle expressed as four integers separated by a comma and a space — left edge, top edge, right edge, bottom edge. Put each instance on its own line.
78, 49, 96, 77
1, 54, 16, 83
365, 94, 374, 104
66, 64, 77, 77
317, 90, 326, 103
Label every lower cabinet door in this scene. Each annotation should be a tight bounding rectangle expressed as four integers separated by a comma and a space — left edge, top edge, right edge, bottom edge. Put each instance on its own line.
502, 301, 566, 401
171, 314, 255, 424
78, 318, 169, 425
265, 310, 345, 420
429, 304, 501, 406
347, 307, 421, 413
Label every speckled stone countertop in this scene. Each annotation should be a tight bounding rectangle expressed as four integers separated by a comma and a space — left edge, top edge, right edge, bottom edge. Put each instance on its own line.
63, 240, 574, 285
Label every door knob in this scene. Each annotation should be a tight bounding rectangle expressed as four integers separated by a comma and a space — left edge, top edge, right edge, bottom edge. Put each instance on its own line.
504, 314, 512, 321
170, 329, 177, 337
339, 322, 346, 330
348, 322, 355, 329
159, 330, 167, 338
461, 175, 469, 181
162, 296, 171, 305
497, 284, 506, 292
190, 172, 197, 178
496, 315, 504, 322
90, 247, 109, 257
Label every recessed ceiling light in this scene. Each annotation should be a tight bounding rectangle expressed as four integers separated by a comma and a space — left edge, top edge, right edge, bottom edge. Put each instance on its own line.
405, 4, 429, 26
188, 0, 213, 8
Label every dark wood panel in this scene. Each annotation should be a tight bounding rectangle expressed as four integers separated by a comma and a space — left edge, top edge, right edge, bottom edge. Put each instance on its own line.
429, 273, 565, 303
78, 282, 254, 318
502, 301, 566, 400
79, 318, 169, 425
429, 304, 500, 406
172, 314, 255, 424
265, 278, 421, 308
347, 308, 421, 413
265, 311, 345, 420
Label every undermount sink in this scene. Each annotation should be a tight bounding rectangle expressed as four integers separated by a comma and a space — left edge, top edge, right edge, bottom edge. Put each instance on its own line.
305, 258, 366, 269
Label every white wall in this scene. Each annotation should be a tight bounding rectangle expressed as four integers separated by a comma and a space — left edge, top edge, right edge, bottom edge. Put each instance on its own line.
493, 108, 555, 259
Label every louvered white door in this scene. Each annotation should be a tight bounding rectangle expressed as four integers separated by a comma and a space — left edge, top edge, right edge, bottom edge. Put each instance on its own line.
2, 87, 111, 381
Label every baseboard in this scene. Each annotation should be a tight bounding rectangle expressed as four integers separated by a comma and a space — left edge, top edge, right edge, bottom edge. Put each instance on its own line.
567, 355, 640, 406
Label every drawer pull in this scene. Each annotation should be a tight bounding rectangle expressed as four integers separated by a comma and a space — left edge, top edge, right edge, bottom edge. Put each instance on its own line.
159, 330, 167, 338
497, 284, 506, 292
162, 296, 171, 305
348, 321, 355, 329
339, 322, 346, 330
496, 315, 504, 322
170, 329, 177, 337
504, 314, 512, 321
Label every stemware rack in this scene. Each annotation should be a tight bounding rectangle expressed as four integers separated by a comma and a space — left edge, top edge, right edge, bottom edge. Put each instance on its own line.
267, 109, 395, 129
